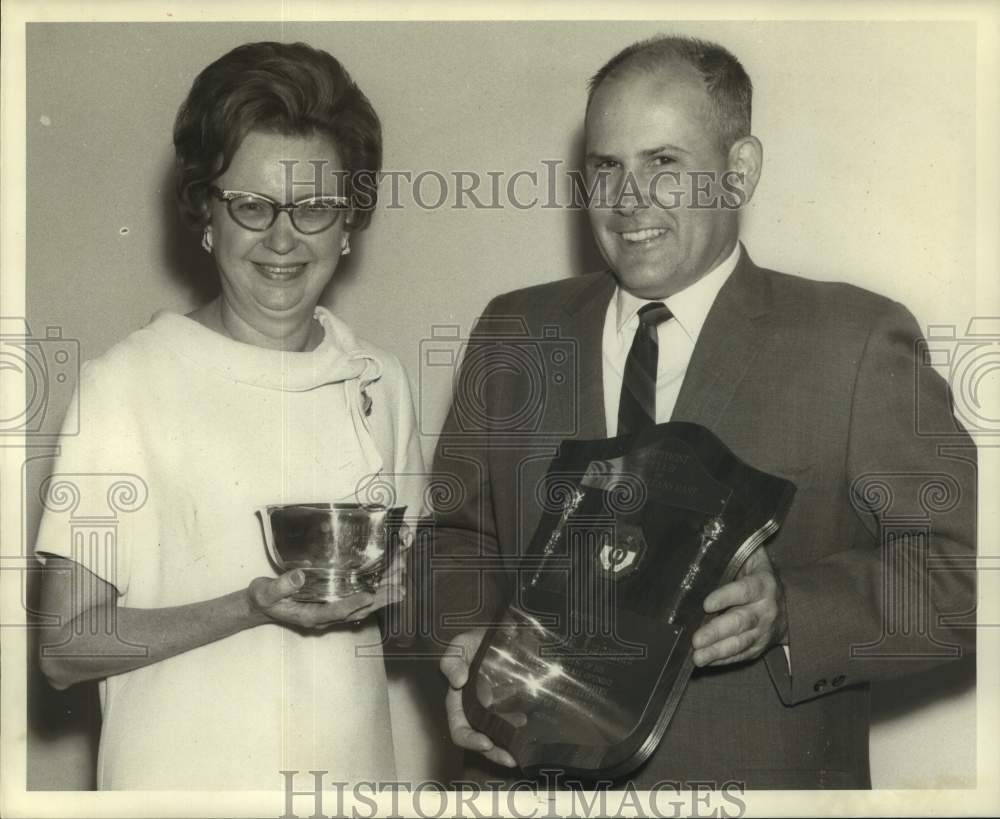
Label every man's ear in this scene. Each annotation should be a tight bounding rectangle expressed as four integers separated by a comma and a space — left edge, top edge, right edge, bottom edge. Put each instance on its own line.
725, 135, 763, 208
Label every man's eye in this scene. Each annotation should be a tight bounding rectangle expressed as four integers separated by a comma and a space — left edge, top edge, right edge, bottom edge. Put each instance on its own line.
652, 155, 677, 166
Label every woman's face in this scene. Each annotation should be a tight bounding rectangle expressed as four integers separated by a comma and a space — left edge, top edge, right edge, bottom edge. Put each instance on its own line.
208, 130, 348, 334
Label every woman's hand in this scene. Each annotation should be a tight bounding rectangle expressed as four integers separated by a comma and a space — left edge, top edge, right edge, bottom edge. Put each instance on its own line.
247, 564, 405, 630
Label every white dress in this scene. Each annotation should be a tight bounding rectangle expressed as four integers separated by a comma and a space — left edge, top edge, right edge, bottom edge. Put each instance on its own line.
34, 307, 428, 790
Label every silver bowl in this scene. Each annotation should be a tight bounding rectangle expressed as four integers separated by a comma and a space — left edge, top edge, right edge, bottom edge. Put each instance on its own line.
256, 502, 409, 602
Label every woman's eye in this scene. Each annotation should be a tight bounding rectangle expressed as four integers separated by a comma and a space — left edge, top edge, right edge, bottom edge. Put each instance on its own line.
299, 199, 345, 212
235, 199, 266, 213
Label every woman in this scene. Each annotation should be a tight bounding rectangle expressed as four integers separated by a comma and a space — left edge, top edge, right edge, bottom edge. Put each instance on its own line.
35, 41, 425, 790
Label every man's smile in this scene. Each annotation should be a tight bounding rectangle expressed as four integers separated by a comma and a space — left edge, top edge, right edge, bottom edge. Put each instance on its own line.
619, 227, 669, 244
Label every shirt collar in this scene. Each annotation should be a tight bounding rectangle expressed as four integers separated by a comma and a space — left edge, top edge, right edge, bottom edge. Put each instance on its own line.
615, 242, 742, 342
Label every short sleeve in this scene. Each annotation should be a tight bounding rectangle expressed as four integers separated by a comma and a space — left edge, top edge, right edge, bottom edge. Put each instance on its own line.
387, 353, 428, 521
33, 358, 157, 597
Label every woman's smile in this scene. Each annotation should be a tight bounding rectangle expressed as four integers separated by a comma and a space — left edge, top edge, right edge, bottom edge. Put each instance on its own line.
252, 261, 309, 281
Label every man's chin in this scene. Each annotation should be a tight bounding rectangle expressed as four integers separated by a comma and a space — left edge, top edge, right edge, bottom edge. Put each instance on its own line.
612, 267, 679, 301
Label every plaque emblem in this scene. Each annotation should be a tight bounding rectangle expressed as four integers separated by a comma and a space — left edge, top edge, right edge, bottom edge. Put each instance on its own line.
598, 524, 646, 578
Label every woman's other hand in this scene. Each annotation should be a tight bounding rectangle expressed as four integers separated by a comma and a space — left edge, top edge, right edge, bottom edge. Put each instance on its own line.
247, 568, 404, 630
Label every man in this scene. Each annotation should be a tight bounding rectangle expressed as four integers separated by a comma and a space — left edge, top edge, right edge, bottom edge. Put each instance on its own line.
425, 35, 976, 789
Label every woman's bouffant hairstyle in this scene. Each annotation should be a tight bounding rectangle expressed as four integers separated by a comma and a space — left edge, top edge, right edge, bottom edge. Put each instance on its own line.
173, 41, 382, 231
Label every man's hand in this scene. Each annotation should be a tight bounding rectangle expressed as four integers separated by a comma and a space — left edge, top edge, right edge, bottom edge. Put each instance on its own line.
691, 547, 787, 667
439, 629, 517, 768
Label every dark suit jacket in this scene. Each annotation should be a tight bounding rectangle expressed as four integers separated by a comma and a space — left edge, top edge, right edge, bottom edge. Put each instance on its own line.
424, 248, 977, 789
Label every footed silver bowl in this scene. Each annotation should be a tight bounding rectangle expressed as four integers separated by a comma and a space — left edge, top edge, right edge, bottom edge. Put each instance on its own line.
256, 502, 409, 602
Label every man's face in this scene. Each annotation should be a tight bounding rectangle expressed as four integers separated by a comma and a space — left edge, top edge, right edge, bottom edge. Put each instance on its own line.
584, 65, 742, 300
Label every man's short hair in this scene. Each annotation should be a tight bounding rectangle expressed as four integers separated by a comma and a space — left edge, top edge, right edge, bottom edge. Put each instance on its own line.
588, 35, 752, 153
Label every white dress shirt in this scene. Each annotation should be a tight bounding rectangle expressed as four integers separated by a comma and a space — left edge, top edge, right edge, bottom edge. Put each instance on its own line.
602, 242, 741, 435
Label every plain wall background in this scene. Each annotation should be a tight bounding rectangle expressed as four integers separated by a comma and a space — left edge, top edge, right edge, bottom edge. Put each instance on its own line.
24, 20, 977, 789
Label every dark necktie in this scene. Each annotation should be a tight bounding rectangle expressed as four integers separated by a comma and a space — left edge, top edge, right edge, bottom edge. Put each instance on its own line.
617, 302, 673, 435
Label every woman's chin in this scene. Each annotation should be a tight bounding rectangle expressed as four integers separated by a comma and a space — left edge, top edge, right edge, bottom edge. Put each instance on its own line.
249, 285, 315, 318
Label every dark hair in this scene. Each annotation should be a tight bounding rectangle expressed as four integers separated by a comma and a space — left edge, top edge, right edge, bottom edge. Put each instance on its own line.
173, 41, 382, 231
587, 35, 752, 153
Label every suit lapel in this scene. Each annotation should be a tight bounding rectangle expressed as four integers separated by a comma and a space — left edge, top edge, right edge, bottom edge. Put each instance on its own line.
558, 250, 772, 438
672, 248, 774, 429
562, 272, 616, 441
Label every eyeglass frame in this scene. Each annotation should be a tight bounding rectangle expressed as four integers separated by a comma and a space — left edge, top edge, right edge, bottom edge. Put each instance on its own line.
208, 186, 351, 234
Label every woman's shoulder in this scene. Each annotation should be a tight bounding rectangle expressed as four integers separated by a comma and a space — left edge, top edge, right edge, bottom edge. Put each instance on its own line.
81, 311, 186, 380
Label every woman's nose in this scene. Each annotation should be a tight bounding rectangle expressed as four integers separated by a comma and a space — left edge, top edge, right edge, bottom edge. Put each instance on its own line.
263, 211, 298, 253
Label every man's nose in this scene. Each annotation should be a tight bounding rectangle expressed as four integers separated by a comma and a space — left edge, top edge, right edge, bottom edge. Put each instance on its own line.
611, 171, 650, 217
263, 211, 298, 254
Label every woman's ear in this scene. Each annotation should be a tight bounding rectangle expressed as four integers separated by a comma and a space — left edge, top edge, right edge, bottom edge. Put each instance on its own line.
197, 197, 212, 229
197, 196, 213, 252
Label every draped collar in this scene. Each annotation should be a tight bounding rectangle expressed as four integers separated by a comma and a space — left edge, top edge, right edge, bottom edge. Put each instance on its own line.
146, 306, 381, 393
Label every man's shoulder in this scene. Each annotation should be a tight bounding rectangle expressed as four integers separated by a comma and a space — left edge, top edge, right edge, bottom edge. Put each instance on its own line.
760, 264, 892, 307
484, 271, 612, 315
752, 263, 903, 329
